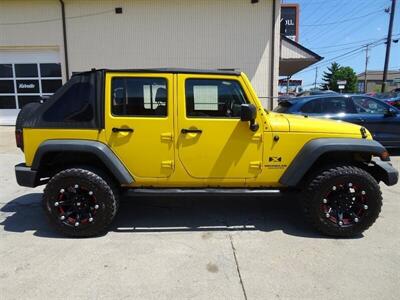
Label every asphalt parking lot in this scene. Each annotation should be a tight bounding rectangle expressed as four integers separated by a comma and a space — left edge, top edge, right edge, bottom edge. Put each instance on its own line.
0, 126, 399, 300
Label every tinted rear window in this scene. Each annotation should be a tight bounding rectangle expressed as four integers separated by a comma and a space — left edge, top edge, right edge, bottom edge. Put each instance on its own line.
43, 74, 95, 122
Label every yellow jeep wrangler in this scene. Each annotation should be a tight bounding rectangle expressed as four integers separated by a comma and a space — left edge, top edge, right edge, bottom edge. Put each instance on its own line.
14, 69, 398, 237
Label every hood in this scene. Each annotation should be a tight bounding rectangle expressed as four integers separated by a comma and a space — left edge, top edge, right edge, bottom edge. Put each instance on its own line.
268, 112, 369, 137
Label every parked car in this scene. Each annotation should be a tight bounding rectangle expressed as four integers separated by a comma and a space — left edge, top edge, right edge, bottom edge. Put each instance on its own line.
375, 92, 400, 109
274, 94, 400, 148
15, 69, 398, 237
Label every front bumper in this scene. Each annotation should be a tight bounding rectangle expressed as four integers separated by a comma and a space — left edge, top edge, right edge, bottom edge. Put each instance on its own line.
15, 163, 40, 187
371, 158, 399, 186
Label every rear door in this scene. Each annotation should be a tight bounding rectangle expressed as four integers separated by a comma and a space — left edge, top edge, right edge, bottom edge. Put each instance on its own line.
176, 74, 263, 179
104, 72, 174, 179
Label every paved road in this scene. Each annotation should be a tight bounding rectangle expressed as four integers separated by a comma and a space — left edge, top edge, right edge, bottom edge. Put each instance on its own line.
0, 126, 399, 300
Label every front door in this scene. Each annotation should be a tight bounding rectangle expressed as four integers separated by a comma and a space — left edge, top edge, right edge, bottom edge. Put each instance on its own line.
350, 96, 400, 146
177, 74, 263, 179
105, 73, 174, 178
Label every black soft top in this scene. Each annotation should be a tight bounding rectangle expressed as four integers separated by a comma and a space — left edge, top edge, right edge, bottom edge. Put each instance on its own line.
74, 68, 241, 77
18, 68, 241, 130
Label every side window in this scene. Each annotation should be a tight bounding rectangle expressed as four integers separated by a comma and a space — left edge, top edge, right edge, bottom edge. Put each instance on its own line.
300, 99, 322, 113
43, 74, 94, 122
111, 77, 167, 116
185, 79, 248, 118
321, 97, 351, 114
352, 96, 388, 114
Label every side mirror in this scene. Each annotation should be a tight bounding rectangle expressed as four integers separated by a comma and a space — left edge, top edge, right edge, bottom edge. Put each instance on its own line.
384, 107, 397, 116
240, 104, 259, 131
240, 104, 257, 121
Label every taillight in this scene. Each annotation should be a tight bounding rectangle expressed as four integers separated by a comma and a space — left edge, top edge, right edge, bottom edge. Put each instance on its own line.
387, 101, 395, 106
15, 129, 23, 150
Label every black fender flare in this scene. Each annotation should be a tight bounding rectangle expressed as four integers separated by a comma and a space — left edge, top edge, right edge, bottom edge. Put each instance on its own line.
279, 138, 386, 187
32, 140, 134, 184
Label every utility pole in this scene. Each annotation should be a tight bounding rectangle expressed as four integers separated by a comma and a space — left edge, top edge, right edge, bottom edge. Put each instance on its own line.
382, 0, 397, 93
314, 67, 318, 89
286, 75, 291, 95
364, 44, 369, 93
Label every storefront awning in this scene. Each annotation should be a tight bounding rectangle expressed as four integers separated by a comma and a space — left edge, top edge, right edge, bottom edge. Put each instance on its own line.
279, 35, 322, 77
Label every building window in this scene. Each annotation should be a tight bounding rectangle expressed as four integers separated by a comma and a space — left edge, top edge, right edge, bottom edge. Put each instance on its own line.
15, 64, 38, 77
40, 63, 62, 77
0, 63, 62, 109
0, 96, 17, 109
0, 64, 13, 78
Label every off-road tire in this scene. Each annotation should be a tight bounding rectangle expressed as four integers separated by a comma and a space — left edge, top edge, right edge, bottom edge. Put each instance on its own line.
43, 168, 119, 237
302, 165, 382, 237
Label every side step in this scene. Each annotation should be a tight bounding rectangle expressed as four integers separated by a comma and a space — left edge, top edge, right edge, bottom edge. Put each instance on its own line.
124, 188, 281, 196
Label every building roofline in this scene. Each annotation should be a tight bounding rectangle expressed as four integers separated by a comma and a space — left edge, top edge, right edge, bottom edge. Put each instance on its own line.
281, 35, 323, 61
357, 70, 400, 76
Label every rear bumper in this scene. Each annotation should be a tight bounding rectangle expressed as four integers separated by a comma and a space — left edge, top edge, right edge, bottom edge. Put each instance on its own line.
371, 158, 399, 186
15, 163, 40, 187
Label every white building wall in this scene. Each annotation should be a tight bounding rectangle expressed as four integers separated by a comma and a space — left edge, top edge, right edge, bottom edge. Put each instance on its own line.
0, 0, 280, 108
0, 0, 66, 79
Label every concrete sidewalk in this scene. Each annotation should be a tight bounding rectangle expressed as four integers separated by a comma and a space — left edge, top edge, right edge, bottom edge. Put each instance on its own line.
0, 126, 399, 299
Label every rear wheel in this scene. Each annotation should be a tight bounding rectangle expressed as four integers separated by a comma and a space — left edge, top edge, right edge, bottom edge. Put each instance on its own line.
43, 168, 119, 237
302, 165, 382, 237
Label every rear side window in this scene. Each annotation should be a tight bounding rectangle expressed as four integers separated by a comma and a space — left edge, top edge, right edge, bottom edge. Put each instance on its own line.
301, 97, 352, 114
320, 97, 350, 114
43, 74, 94, 122
111, 77, 167, 116
185, 79, 247, 118
300, 99, 322, 113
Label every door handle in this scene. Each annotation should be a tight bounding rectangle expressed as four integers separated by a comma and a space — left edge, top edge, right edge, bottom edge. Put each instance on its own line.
181, 128, 202, 134
112, 127, 134, 133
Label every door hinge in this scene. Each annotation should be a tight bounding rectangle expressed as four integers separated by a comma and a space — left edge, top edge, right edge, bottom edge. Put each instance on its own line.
161, 132, 173, 141
251, 133, 263, 142
249, 161, 262, 169
161, 160, 174, 169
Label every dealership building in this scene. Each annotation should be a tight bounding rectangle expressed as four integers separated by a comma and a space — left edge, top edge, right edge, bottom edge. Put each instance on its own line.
0, 0, 320, 125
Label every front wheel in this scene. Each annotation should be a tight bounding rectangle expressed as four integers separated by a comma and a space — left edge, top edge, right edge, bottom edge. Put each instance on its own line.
302, 165, 382, 237
43, 168, 119, 237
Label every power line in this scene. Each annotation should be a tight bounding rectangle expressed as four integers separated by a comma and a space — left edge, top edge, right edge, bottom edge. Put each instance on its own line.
311, 33, 400, 49
303, 2, 387, 44
319, 44, 377, 55
302, 0, 373, 41
294, 40, 386, 76
318, 36, 391, 55
302, 10, 382, 27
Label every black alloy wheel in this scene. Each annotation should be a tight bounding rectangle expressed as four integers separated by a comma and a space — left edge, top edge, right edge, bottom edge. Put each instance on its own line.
302, 165, 382, 237
43, 168, 119, 237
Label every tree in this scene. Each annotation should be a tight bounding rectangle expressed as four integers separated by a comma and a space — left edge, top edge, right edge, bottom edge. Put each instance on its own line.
335, 66, 357, 93
321, 62, 340, 90
321, 62, 357, 93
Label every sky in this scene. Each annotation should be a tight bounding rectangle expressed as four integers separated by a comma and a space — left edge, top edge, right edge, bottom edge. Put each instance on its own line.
282, 0, 400, 89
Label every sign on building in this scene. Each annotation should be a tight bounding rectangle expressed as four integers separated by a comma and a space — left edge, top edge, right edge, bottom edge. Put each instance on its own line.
281, 4, 299, 42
